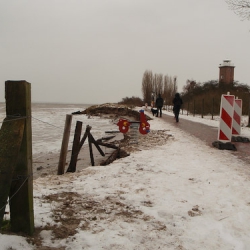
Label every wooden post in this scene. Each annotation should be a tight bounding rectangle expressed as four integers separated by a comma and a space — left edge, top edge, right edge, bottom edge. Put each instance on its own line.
0, 118, 24, 229
212, 97, 214, 120
57, 114, 72, 175
78, 125, 91, 152
88, 133, 95, 166
67, 121, 82, 173
67, 125, 92, 172
88, 133, 105, 156
202, 99, 204, 118
5, 80, 34, 235
247, 93, 250, 127
193, 100, 195, 117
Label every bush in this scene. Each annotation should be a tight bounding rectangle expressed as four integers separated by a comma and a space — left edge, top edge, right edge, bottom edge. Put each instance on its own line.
118, 96, 144, 107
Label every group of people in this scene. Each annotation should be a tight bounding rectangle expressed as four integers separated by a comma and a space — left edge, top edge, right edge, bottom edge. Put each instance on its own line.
151, 93, 183, 122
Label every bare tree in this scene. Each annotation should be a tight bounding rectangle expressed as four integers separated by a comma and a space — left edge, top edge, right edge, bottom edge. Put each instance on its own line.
141, 70, 154, 104
163, 75, 171, 105
226, 0, 250, 20
153, 73, 163, 96
173, 76, 178, 95
163, 75, 177, 105
142, 70, 178, 106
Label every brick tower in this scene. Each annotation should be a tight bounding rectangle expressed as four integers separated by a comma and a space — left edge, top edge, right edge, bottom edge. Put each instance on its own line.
219, 60, 235, 84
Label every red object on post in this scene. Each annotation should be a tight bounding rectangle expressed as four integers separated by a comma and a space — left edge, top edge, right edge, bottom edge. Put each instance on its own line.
139, 110, 150, 134
117, 119, 130, 133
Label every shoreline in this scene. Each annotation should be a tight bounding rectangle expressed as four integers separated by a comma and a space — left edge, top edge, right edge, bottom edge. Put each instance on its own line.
32, 127, 172, 179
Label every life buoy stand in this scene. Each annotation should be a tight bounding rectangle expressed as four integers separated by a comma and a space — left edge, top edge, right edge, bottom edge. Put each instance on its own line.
139, 110, 150, 134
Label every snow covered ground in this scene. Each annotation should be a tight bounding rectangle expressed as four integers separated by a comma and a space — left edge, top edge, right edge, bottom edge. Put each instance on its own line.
1, 104, 250, 250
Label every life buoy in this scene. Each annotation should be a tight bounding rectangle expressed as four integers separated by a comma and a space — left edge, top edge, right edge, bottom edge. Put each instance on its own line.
139, 121, 150, 134
139, 110, 150, 134
117, 119, 130, 133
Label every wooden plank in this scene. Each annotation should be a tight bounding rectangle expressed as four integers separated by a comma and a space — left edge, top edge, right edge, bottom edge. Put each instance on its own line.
105, 130, 120, 133
0, 118, 24, 229
96, 141, 119, 149
96, 135, 116, 142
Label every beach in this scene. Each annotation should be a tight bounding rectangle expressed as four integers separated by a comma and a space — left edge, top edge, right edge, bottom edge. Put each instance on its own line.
0, 103, 169, 178
30, 103, 171, 178
0, 103, 123, 178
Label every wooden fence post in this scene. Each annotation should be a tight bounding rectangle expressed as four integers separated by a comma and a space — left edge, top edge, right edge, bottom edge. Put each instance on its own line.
248, 93, 250, 127
0, 118, 25, 229
57, 114, 72, 175
4, 80, 34, 235
202, 99, 204, 118
88, 133, 95, 166
67, 121, 82, 173
193, 100, 196, 116
212, 97, 214, 120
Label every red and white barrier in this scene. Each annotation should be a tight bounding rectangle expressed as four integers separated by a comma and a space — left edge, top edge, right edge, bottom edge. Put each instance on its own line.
218, 94, 235, 142
232, 98, 242, 136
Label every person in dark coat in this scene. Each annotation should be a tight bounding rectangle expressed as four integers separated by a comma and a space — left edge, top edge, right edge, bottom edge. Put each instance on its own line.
155, 94, 164, 117
172, 93, 183, 122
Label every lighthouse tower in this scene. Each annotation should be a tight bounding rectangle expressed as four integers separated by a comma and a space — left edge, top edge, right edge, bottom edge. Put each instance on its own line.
219, 60, 235, 84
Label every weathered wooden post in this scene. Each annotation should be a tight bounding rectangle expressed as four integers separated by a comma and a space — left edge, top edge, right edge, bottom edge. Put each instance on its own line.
193, 100, 196, 117
212, 97, 214, 120
78, 125, 92, 152
4, 80, 34, 235
247, 93, 250, 127
88, 133, 95, 166
202, 99, 204, 118
0, 117, 25, 229
67, 121, 83, 173
57, 114, 72, 175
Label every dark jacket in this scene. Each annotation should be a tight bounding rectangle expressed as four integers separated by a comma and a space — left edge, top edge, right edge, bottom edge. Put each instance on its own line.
156, 94, 163, 107
172, 93, 183, 110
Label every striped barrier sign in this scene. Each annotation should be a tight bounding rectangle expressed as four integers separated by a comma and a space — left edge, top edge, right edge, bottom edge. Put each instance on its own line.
232, 99, 242, 136
218, 94, 235, 142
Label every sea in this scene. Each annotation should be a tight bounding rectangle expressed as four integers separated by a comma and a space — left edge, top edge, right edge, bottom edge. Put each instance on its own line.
0, 102, 119, 158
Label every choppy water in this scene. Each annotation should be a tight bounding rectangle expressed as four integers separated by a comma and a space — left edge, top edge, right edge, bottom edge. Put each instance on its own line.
0, 103, 118, 156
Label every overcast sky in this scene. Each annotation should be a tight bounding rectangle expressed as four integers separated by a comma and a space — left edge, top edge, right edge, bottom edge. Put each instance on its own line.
0, 0, 250, 104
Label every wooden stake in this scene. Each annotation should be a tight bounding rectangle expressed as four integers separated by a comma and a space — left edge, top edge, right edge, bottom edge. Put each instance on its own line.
67, 121, 82, 173
78, 125, 91, 152
57, 114, 72, 175
88, 133, 105, 156
88, 133, 95, 166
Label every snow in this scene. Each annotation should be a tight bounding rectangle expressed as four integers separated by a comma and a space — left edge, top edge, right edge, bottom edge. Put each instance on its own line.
1, 105, 250, 250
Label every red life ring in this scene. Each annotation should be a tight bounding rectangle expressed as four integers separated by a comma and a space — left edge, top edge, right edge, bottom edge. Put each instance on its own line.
117, 119, 130, 133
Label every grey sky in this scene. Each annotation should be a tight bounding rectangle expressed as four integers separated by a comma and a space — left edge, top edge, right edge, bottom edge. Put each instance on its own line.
1, 0, 250, 104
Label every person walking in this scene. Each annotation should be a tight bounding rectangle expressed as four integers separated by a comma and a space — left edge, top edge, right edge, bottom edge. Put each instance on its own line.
172, 93, 183, 122
155, 94, 163, 117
